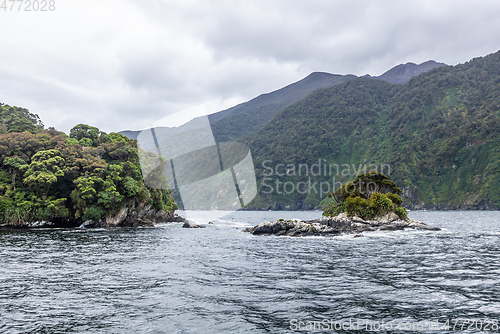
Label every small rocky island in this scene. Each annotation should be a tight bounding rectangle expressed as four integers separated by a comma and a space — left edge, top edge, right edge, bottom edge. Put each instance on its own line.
244, 212, 440, 237
246, 172, 440, 237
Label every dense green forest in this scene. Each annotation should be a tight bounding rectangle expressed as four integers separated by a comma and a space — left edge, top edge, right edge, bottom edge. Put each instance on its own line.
245, 51, 500, 210
0, 103, 177, 227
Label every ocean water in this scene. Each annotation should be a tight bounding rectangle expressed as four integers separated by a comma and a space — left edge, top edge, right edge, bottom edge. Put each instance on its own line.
0, 211, 499, 333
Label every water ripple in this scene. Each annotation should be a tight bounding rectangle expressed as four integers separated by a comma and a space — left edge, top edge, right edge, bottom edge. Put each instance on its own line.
0, 211, 499, 333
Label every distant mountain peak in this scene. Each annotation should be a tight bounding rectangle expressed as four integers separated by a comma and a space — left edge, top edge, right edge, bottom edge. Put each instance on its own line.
304, 71, 340, 79
377, 60, 447, 84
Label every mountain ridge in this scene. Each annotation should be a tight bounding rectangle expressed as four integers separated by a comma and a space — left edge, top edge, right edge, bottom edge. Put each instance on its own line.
375, 60, 446, 84
120, 60, 446, 141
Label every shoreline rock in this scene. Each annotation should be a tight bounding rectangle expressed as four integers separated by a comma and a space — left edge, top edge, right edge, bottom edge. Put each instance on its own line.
0, 208, 187, 229
244, 213, 440, 237
83, 207, 187, 228
0, 218, 81, 229
182, 221, 206, 228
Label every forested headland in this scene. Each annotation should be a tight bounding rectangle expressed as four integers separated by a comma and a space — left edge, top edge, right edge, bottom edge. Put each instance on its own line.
0, 103, 178, 228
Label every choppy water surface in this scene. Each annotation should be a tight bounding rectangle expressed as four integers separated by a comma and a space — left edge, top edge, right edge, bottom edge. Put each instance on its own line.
0, 211, 499, 333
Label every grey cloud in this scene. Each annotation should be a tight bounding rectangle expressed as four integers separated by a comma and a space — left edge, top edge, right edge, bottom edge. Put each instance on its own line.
182, 0, 500, 74
0, 0, 499, 133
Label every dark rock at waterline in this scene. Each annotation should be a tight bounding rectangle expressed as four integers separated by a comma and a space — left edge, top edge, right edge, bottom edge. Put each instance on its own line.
0, 218, 82, 229
0, 220, 57, 229
182, 221, 206, 228
168, 214, 189, 223
86, 207, 187, 228
1, 206, 187, 229
244, 213, 440, 237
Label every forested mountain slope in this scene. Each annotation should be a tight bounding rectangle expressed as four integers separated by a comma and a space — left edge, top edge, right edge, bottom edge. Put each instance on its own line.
245, 51, 500, 210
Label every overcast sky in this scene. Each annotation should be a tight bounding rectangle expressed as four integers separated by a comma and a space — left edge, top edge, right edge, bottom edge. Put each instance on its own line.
1, 0, 499, 133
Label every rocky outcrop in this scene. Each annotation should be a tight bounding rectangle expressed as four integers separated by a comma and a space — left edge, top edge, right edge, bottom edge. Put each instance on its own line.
82, 206, 186, 228
0, 218, 81, 229
0, 220, 57, 229
0, 207, 186, 229
182, 221, 206, 228
244, 213, 440, 237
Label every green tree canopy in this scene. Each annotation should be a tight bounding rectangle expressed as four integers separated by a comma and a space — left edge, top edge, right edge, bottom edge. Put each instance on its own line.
3, 156, 28, 190
70, 124, 100, 146
0, 103, 43, 134
23, 149, 65, 197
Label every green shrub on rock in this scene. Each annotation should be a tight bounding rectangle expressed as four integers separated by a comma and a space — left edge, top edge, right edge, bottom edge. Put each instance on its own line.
393, 206, 408, 220
345, 196, 369, 217
369, 192, 395, 217
323, 172, 408, 221
386, 193, 403, 206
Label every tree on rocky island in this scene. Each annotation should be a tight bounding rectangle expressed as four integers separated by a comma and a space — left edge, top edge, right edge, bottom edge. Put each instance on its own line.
323, 171, 408, 220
